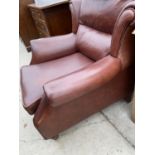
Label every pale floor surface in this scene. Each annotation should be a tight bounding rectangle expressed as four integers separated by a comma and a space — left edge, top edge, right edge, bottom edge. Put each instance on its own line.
19, 40, 135, 155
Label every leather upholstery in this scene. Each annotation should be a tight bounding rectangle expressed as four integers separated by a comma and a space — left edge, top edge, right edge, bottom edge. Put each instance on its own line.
111, 1, 135, 57
79, 0, 132, 33
44, 55, 121, 107
21, 53, 93, 114
34, 66, 134, 139
20, 0, 135, 139
70, 0, 81, 33
30, 33, 77, 64
77, 25, 111, 60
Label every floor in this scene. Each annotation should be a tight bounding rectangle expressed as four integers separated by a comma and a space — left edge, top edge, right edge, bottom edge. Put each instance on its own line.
19, 40, 135, 155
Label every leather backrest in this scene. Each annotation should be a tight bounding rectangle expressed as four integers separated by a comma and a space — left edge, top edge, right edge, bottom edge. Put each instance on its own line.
70, 0, 133, 60
70, 0, 132, 34
70, 0, 82, 33
77, 25, 111, 61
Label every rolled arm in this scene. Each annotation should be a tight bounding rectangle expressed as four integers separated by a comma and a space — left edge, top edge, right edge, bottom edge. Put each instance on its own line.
30, 33, 77, 64
111, 1, 135, 57
43, 55, 121, 107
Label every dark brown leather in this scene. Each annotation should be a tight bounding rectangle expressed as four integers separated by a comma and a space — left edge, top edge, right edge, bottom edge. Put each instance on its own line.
44, 55, 121, 107
20, 0, 135, 138
21, 53, 93, 114
111, 1, 135, 57
34, 66, 134, 139
79, 0, 132, 34
30, 33, 77, 64
69, 0, 82, 33
77, 25, 111, 60
117, 26, 135, 69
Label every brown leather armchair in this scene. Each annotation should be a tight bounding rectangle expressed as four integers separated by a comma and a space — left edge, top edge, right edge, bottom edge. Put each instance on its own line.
20, 0, 135, 139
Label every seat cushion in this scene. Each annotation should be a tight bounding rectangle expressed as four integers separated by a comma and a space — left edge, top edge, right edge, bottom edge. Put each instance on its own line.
21, 53, 94, 114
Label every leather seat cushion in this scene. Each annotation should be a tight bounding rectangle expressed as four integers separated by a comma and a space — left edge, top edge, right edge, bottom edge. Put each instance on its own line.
20, 53, 94, 114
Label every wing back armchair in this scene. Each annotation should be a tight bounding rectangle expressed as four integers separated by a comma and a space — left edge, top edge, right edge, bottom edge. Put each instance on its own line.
20, 0, 135, 139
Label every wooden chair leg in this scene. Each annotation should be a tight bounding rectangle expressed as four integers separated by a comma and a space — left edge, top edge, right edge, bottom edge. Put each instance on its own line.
131, 92, 135, 123
124, 93, 133, 103
52, 135, 59, 140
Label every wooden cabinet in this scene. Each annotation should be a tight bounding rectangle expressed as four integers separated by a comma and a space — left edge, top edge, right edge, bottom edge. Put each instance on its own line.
28, 1, 72, 38
19, 0, 39, 50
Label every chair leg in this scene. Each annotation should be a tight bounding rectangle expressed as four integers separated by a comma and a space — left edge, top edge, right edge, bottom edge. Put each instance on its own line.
52, 135, 59, 140
124, 94, 133, 103
44, 134, 59, 140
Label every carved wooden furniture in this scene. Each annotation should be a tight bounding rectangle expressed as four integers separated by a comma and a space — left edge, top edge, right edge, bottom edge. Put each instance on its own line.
19, 0, 39, 51
28, 1, 72, 38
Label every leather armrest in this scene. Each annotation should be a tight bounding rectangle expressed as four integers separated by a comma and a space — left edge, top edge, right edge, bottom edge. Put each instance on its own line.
43, 55, 121, 107
30, 33, 77, 64
111, 2, 135, 57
